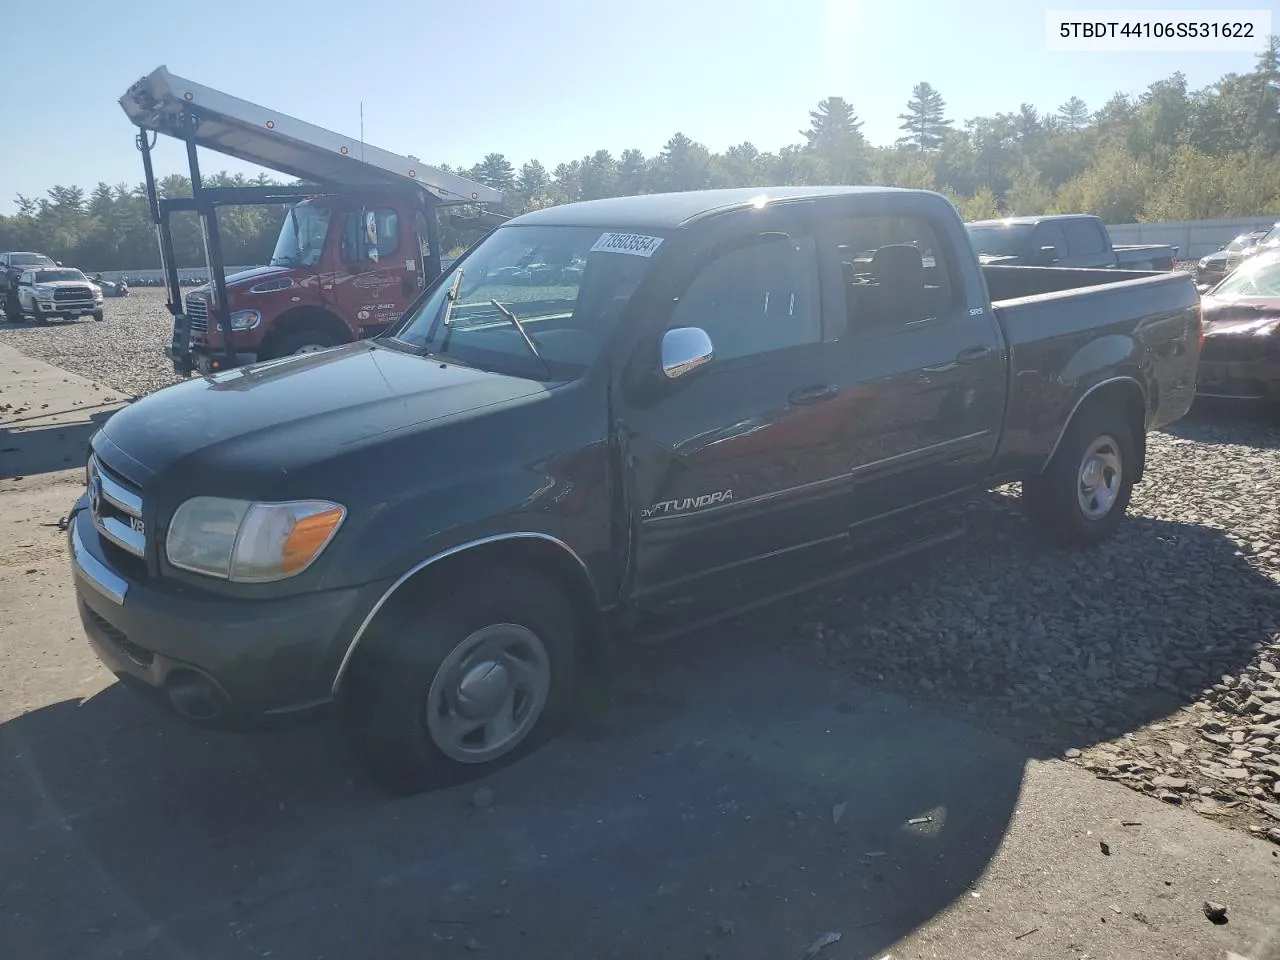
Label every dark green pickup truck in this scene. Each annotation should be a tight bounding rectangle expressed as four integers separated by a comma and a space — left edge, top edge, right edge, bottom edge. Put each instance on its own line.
69, 186, 1201, 792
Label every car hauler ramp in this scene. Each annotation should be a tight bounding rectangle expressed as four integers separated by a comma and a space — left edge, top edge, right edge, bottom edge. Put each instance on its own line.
120, 65, 501, 205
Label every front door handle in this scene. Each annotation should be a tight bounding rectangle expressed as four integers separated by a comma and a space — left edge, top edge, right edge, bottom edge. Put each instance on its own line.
789, 384, 838, 405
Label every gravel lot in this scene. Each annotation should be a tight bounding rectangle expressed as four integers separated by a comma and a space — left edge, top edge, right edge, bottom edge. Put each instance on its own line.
3, 287, 1279, 843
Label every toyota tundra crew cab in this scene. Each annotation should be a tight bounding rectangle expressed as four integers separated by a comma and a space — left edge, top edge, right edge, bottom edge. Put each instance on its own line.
69, 187, 1201, 793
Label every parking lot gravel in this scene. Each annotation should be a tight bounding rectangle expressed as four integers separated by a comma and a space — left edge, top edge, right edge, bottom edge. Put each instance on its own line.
3, 287, 1279, 841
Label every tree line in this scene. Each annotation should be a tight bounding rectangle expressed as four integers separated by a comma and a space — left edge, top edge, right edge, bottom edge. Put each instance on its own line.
3, 37, 1278, 270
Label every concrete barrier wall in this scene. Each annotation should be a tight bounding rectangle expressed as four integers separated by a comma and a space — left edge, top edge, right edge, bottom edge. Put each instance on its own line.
1107, 218, 1279, 260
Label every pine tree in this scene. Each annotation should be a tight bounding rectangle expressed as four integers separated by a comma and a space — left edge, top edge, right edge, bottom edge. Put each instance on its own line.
896, 83, 952, 151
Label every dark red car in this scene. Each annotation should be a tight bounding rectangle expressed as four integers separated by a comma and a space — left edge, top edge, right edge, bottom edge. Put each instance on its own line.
1196, 249, 1280, 402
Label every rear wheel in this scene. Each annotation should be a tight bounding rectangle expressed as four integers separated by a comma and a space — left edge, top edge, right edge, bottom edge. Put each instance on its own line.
271, 329, 337, 358
345, 566, 581, 794
1023, 404, 1136, 547
4, 290, 21, 321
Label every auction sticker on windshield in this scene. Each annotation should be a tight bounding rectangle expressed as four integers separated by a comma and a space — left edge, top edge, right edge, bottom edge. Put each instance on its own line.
590, 233, 664, 257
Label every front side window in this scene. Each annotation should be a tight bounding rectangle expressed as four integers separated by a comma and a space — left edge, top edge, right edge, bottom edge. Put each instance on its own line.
341, 208, 400, 262
827, 215, 956, 332
270, 203, 331, 268
668, 235, 821, 362
391, 224, 665, 379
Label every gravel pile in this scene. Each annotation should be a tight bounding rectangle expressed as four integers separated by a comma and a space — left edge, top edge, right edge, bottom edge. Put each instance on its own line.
3, 287, 1279, 838
0, 289, 183, 398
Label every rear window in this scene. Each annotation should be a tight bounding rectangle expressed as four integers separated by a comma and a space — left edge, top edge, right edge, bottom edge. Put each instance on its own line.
1061, 219, 1108, 257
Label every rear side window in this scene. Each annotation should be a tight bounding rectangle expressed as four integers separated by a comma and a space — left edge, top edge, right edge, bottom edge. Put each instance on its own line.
824, 215, 957, 332
669, 235, 821, 362
1061, 218, 1108, 257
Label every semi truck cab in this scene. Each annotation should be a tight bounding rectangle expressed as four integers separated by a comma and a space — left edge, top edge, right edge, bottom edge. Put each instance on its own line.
185, 194, 435, 371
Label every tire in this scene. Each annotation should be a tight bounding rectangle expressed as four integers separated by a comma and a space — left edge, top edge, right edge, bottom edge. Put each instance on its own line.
93, 310, 104, 322
345, 566, 581, 794
4, 289, 21, 321
271, 328, 337, 358
1022, 403, 1136, 548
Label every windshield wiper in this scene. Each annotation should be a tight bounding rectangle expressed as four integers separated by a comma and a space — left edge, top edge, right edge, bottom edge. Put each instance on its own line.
488, 299, 552, 378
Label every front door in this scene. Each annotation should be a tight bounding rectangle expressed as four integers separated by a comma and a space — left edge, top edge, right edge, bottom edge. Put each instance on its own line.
621, 207, 853, 601
334, 205, 417, 337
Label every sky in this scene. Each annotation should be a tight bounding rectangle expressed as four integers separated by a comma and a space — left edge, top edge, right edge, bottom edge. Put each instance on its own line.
0, 0, 1275, 213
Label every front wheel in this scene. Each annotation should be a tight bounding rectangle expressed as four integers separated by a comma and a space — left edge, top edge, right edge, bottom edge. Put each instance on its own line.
345, 566, 581, 794
1022, 404, 1136, 547
271, 329, 337, 358
92, 310, 104, 322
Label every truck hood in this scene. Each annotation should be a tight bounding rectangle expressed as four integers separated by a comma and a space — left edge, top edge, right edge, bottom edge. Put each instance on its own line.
187, 265, 290, 298
97, 342, 547, 483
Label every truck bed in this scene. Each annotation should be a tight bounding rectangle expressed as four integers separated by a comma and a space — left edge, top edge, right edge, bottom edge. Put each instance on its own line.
983, 264, 1201, 475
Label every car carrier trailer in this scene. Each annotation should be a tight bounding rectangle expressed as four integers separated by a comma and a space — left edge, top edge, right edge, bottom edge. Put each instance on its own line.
120, 66, 504, 376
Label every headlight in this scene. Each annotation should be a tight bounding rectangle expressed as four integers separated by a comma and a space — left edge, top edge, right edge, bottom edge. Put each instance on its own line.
230, 309, 261, 331
33, 284, 53, 295
165, 497, 345, 582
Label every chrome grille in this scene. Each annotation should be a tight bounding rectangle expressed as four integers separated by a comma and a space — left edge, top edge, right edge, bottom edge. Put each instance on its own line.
54, 286, 94, 301
87, 455, 146, 559
185, 293, 208, 332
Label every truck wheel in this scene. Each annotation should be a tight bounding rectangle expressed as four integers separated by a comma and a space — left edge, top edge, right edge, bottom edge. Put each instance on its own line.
1022, 404, 1135, 547
4, 291, 21, 321
345, 566, 581, 794
93, 310, 104, 322
273, 329, 336, 357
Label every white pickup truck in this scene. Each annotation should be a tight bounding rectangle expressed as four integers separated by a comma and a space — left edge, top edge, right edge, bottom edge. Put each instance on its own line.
13, 266, 105, 322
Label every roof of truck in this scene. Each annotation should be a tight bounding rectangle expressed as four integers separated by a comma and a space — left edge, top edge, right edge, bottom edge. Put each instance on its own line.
968, 215, 1099, 227
119, 66, 501, 206
509, 186, 925, 229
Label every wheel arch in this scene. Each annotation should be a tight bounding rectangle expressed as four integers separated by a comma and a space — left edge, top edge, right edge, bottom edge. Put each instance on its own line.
1041, 376, 1148, 482
330, 532, 602, 695
261, 306, 352, 358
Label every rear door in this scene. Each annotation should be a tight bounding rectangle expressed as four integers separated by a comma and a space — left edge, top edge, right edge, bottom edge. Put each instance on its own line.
814, 197, 1005, 535
622, 205, 853, 600
334, 206, 417, 337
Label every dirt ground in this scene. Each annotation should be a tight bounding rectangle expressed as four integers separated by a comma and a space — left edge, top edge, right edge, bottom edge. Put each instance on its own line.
2, 340, 1280, 960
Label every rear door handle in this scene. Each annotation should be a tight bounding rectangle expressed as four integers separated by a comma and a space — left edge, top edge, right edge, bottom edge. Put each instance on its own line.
789, 384, 838, 405
922, 346, 994, 373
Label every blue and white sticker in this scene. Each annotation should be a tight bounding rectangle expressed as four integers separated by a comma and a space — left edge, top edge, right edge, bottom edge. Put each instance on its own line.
590, 232, 664, 257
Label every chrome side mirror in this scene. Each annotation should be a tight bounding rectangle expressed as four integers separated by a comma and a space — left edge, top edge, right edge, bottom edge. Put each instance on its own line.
661, 327, 714, 380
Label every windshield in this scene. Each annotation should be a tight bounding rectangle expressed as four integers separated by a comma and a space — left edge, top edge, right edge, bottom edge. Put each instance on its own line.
12, 253, 54, 267
965, 223, 1033, 257
33, 269, 86, 282
1213, 251, 1280, 298
1224, 235, 1255, 252
270, 202, 331, 268
1258, 224, 1280, 246
389, 224, 664, 379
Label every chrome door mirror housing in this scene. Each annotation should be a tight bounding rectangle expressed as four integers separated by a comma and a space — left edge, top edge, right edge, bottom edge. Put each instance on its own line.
661, 327, 714, 380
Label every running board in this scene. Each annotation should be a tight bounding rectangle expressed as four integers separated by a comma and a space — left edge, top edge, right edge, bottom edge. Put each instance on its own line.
627, 521, 969, 645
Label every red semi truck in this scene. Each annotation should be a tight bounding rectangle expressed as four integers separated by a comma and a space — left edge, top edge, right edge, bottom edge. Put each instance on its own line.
120, 66, 504, 375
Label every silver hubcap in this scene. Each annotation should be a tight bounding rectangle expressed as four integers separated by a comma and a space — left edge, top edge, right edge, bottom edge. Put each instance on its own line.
1077, 435, 1122, 521
425, 624, 551, 763
292, 343, 327, 355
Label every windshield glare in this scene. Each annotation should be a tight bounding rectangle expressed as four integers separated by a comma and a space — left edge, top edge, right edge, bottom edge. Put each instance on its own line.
966, 223, 1033, 257
390, 225, 663, 379
270, 203, 331, 268
1214, 252, 1280, 298
34, 269, 85, 282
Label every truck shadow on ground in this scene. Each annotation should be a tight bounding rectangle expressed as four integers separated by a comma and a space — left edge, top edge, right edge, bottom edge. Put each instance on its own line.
0, 408, 114, 479
0, 500, 1271, 960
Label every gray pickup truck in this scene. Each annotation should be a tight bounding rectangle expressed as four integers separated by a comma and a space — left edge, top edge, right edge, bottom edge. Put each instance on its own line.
1, 251, 56, 318
68, 186, 1201, 792
967, 215, 1179, 271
